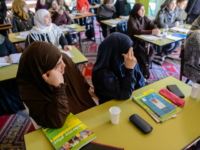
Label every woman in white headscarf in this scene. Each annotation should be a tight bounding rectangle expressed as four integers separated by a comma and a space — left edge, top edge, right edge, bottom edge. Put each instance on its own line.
25, 9, 71, 51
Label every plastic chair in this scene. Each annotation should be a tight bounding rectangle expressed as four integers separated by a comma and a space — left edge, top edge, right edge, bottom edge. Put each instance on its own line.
23, 102, 42, 130
117, 20, 128, 34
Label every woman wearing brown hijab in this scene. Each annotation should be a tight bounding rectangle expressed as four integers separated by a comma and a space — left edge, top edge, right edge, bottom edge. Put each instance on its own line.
127, 3, 159, 78
16, 41, 97, 128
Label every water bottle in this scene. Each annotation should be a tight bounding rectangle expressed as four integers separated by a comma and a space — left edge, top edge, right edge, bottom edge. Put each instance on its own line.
162, 25, 168, 40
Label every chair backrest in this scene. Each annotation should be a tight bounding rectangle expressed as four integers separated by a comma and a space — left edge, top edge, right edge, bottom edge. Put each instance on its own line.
117, 20, 128, 34
23, 102, 42, 130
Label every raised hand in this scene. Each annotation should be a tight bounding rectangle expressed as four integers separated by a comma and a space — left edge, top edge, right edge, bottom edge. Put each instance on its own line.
122, 47, 137, 69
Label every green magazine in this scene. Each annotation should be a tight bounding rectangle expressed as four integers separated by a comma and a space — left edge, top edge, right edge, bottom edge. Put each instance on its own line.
42, 113, 96, 150
133, 89, 182, 123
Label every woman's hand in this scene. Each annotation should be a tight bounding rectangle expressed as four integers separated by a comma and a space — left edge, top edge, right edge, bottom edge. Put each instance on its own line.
58, 9, 64, 15
64, 45, 72, 51
175, 21, 179, 26
152, 28, 160, 35
88, 89, 99, 100
122, 47, 137, 69
42, 70, 64, 87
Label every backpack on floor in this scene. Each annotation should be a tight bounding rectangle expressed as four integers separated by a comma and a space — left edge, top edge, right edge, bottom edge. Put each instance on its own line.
86, 24, 95, 39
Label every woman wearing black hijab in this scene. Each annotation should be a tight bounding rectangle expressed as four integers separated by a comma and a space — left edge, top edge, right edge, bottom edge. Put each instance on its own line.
92, 33, 145, 104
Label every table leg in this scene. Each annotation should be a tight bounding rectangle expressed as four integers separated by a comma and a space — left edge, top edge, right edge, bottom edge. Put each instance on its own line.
158, 46, 163, 55
91, 16, 96, 42
78, 32, 83, 53
107, 26, 110, 37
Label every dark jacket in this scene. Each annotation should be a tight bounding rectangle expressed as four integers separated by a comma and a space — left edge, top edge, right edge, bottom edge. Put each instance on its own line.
0, 36, 17, 57
185, 0, 200, 14
175, 6, 184, 23
52, 11, 71, 26
12, 11, 34, 33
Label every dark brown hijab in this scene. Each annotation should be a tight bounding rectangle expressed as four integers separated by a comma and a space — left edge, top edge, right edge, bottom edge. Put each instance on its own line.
17, 41, 96, 128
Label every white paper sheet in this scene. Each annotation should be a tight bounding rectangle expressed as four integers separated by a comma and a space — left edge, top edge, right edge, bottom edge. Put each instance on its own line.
139, 35, 161, 41
9, 53, 22, 63
166, 35, 183, 41
61, 51, 74, 58
103, 19, 123, 25
169, 27, 189, 34
58, 25, 70, 31
14, 31, 30, 39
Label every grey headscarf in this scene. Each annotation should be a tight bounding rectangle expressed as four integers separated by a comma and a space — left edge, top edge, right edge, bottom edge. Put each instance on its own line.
97, 4, 116, 18
190, 15, 200, 30
159, 0, 176, 23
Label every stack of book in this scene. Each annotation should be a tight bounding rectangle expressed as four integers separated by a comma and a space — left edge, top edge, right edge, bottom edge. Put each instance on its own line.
132, 89, 183, 123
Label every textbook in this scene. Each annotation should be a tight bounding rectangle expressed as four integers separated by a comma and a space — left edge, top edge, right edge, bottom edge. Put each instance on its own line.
133, 89, 182, 123
0, 53, 22, 67
80, 142, 124, 150
169, 26, 189, 34
42, 113, 96, 150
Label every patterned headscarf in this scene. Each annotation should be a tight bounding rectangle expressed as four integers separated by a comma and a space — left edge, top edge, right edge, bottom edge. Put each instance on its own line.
12, 0, 29, 20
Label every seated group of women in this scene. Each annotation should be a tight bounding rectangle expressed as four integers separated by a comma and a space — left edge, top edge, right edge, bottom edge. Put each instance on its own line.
97, 0, 188, 76
4, 0, 199, 130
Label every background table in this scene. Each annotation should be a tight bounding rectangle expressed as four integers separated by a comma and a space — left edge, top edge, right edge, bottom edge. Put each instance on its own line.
89, 4, 100, 9
0, 46, 88, 82
8, 24, 86, 52
24, 76, 200, 150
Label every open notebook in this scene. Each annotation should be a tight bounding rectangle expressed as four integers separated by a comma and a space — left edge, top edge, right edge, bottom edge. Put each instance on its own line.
0, 53, 22, 67
14, 31, 30, 40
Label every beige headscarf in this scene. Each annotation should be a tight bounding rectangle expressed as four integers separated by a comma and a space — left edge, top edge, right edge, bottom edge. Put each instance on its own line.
12, 0, 29, 20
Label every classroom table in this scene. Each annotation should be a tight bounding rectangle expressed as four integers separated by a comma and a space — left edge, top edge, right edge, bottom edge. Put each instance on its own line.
134, 23, 191, 55
70, 12, 97, 42
89, 4, 100, 9
8, 24, 86, 52
100, 18, 127, 35
0, 46, 88, 82
24, 76, 200, 150
119, 15, 155, 21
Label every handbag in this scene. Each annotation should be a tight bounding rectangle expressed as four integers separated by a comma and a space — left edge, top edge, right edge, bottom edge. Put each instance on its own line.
86, 24, 95, 39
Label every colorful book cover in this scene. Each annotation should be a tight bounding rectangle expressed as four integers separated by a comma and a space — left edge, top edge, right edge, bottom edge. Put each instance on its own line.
42, 113, 96, 150
133, 89, 182, 122
140, 91, 177, 117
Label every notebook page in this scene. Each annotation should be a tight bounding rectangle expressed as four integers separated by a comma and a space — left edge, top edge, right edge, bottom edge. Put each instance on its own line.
61, 51, 74, 58
9, 53, 22, 64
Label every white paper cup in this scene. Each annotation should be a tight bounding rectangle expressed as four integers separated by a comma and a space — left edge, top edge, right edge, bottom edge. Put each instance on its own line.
109, 106, 121, 124
191, 83, 200, 98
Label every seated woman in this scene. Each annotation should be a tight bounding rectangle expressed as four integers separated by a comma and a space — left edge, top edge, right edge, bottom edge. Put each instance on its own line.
48, 0, 59, 17
175, 0, 188, 22
97, 0, 116, 38
25, 9, 71, 51
127, 3, 160, 78
17, 41, 97, 128
0, 34, 25, 115
76, 0, 90, 26
184, 16, 200, 83
154, 0, 182, 60
92, 33, 145, 104
12, 0, 34, 33
52, 6, 77, 45
155, 0, 183, 28
58, 0, 71, 14
35, 0, 48, 11
115, 0, 131, 17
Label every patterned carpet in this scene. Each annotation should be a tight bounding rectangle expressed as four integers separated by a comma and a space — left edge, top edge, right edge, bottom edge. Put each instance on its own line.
0, 21, 192, 150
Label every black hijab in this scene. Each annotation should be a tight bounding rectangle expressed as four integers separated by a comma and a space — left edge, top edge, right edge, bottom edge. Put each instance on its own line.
92, 32, 133, 81
92, 33, 145, 103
